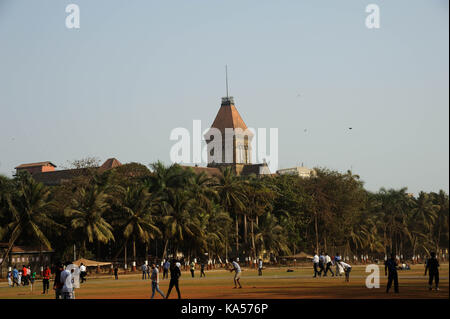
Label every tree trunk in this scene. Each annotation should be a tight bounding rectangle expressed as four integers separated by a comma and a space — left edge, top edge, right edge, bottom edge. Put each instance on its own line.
145, 243, 148, 261
82, 240, 87, 258
314, 212, 319, 254
124, 241, 128, 271
132, 239, 136, 271
162, 239, 169, 260
251, 219, 256, 261
235, 215, 239, 256
225, 233, 228, 262
244, 215, 248, 244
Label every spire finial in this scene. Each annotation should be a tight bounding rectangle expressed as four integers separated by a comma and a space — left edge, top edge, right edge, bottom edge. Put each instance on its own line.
225, 65, 229, 98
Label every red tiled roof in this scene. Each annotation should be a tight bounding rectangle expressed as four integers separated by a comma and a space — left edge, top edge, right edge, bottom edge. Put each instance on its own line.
0, 243, 53, 253
15, 161, 56, 169
99, 158, 122, 171
206, 98, 253, 137
181, 165, 222, 177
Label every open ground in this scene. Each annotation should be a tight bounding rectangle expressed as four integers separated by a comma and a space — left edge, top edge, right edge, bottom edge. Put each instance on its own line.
0, 264, 447, 299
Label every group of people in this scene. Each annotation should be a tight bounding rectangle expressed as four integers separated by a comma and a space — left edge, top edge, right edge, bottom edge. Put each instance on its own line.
313, 252, 351, 281
384, 252, 441, 293
7, 264, 37, 288
311, 251, 441, 293
4, 251, 441, 299
146, 257, 244, 299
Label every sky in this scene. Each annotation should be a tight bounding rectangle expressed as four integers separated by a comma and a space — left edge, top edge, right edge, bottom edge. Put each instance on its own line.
0, 0, 448, 195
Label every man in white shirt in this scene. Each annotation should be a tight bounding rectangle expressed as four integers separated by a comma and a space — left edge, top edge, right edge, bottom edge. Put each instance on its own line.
60, 262, 74, 299
230, 258, 242, 289
313, 254, 320, 278
324, 253, 335, 277
79, 263, 87, 283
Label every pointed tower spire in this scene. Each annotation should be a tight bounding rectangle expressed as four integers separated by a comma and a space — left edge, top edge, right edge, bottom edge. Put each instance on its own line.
226, 64, 229, 98
222, 65, 234, 105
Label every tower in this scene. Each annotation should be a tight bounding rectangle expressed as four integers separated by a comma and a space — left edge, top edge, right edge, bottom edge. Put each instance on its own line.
204, 96, 253, 167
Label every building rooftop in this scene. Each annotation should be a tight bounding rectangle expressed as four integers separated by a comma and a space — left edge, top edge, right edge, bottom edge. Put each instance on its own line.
206, 97, 253, 137
15, 161, 56, 169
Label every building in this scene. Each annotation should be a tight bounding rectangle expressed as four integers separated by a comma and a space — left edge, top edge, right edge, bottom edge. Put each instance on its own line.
0, 243, 54, 277
276, 166, 317, 178
204, 96, 270, 176
15, 161, 56, 175
14, 158, 122, 186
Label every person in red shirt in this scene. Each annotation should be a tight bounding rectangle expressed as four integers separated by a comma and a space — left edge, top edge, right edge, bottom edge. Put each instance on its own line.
42, 265, 51, 294
22, 265, 28, 286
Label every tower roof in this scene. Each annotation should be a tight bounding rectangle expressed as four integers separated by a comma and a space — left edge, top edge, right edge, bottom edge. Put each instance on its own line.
207, 97, 252, 136
99, 158, 122, 171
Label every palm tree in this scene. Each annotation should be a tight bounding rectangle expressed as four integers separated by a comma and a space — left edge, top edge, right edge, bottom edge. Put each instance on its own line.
161, 190, 204, 260
0, 173, 62, 267
431, 190, 449, 255
245, 177, 276, 261
187, 170, 218, 212
413, 192, 438, 232
64, 184, 115, 258
111, 185, 161, 267
255, 211, 291, 262
199, 203, 233, 262
214, 167, 246, 256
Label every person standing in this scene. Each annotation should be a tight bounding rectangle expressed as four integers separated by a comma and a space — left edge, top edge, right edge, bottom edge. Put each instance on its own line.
30, 268, 36, 286
230, 258, 242, 289
319, 252, 326, 276
200, 261, 206, 278
163, 260, 170, 279
147, 263, 151, 279
258, 259, 263, 276
324, 253, 335, 277
424, 252, 440, 291
7, 269, 12, 287
21, 265, 28, 286
42, 265, 51, 294
165, 260, 182, 299
150, 264, 166, 299
312, 253, 320, 278
334, 253, 342, 276
60, 262, 74, 299
141, 263, 148, 280
339, 261, 352, 282
12, 266, 19, 287
79, 263, 87, 283
114, 265, 119, 280
27, 265, 32, 286
385, 253, 399, 293
18, 270, 22, 286
53, 263, 64, 299
190, 260, 195, 278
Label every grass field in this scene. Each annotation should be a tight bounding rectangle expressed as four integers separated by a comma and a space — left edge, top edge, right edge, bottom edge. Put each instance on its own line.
0, 264, 448, 299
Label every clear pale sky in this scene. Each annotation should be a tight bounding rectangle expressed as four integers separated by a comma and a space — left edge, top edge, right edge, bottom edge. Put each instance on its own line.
0, 0, 448, 195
